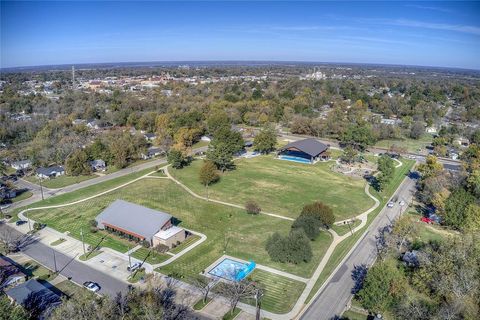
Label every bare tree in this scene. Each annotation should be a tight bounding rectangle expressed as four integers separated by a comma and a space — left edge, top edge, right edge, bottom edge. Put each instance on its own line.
0, 227, 34, 254
190, 275, 219, 303
219, 279, 258, 316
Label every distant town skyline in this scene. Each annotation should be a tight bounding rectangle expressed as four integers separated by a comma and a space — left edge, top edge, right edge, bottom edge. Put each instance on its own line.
1, 1, 479, 70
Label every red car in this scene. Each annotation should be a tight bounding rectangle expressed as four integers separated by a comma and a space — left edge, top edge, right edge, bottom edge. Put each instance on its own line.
421, 217, 434, 224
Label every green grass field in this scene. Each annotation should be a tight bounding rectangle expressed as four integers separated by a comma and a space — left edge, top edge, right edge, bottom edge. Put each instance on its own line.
243, 269, 306, 314
169, 234, 201, 254
25, 174, 96, 189
171, 155, 374, 220
375, 134, 434, 153
11, 191, 33, 203
29, 178, 331, 279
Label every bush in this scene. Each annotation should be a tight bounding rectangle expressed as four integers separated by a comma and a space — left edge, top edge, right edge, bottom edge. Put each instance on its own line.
301, 201, 335, 228
142, 240, 151, 248
90, 219, 98, 228
90, 226, 98, 233
33, 222, 45, 230
245, 200, 261, 215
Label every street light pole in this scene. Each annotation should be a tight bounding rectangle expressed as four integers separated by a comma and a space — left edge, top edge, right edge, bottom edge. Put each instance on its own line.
80, 228, 86, 257
52, 249, 57, 273
38, 176, 44, 201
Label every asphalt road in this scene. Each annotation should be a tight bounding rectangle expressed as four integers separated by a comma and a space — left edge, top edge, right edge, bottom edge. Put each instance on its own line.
300, 173, 417, 320
0, 222, 129, 297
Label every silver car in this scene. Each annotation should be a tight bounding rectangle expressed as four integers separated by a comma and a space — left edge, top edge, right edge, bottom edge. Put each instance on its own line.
83, 281, 101, 292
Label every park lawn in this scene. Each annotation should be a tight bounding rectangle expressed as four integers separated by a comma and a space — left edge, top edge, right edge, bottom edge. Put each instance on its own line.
342, 309, 368, 320
171, 155, 374, 220
242, 269, 306, 314
11, 191, 33, 203
305, 158, 415, 303
25, 174, 96, 189
28, 178, 331, 279
130, 247, 170, 265
331, 219, 362, 236
375, 133, 434, 153
169, 234, 201, 255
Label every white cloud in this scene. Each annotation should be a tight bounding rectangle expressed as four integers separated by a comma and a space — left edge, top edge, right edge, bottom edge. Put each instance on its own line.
383, 19, 480, 36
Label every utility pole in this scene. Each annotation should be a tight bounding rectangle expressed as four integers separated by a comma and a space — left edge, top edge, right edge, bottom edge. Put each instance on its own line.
128, 245, 132, 274
52, 249, 57, 273
38, 175, 44, 201
80, 227, 86, 257
255, 288, 263, 320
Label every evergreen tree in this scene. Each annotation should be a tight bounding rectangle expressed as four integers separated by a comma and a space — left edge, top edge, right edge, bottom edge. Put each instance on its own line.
253, 125, 277, 154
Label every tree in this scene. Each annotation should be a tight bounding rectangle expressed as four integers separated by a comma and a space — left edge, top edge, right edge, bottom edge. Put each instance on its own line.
291, 214, 321, 240
206, 126, 244, 171
417, 155, 443, 180
65, 149, 91, 176
300, 201, 335, 228
245, 200, 261, 215
341, 123, 376, 151
340, 145, 358, 164
219, 280, 258, 316
199, 160, 219, 199
377, 155, 395, 191
206, 111, 230, 137
0, 295, 28, 320
253, 125, 277, 154
191, 275, 218, 304
357, 260, 406, 313
443, 187, 476, 230
265, 230, 312, 264
410, 121, 425, 139
167, 148, 187, 169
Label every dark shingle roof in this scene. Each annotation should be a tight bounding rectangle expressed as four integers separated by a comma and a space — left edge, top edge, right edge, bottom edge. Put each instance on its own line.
279, 138, 328, 157
5, 279, 60, 306
95, 200, 172, 241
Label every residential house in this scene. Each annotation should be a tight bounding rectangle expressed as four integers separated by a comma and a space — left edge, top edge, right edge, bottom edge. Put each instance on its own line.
456, 137, 470, 147
200, 135, 212, 142
72, 119, 86, 126
141, 147, 164, 160
36, 166, 65, 179
5, 279, 61, 313
95, 200, 186, 248
89, 159, 106, 172
144, 133, 157, 142
0, 186, 17, 199
86, 119, 101, 130
425, 126, 437, 134
0, 256, 26, 289
11, 160, 32, 170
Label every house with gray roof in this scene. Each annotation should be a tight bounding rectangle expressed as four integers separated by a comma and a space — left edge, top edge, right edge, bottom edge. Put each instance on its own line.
89, 159, 106, 172
11, 160, 32, 170
95, 200, 185, 246
5, 279, 60, 311
36, 165, 65, 179
141, 146, 165, 160
278, 138, 330, 164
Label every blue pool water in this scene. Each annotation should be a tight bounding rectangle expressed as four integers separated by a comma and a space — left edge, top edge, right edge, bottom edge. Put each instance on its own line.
208, 258, 255, 281
278, 155, 312, 164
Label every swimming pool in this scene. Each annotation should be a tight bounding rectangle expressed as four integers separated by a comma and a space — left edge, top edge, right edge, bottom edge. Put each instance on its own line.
208, 258, 255, 281
278, 155, 312, 164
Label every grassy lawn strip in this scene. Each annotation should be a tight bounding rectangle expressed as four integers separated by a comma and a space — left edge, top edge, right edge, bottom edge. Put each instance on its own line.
20, 260, 52, 280
375, 134, 434, 153
25, 175, 96, 189
305, 158, 415, 303
11, 191, 33, 203
130, 247, 170, 264
342, 309, 368, 320
169, 234, 201, 255
193, 297, 212, 310
128, 268, 146, 283
171, 155, 373, 220
79, 250, 103, 261
331, 219, 362, 236
243, 269, 306, 314
54, 280, 89, 299
50, 238, 66, 246
222, 307, 241, 320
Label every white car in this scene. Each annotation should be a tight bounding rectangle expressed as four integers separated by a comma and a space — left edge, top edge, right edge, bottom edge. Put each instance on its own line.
127, 262, 141, 272
83, 281, 101, 292
399, 200, 406, 206
387, 201, 394, 208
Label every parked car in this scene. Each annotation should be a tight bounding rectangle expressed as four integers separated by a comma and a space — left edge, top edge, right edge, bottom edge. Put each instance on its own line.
387, 202, 394, 208
421, 217, 434, 224
15, 220, 27, 226
127, 262, 141, 272
399, 200, 406, 206
83, 281, 101, 292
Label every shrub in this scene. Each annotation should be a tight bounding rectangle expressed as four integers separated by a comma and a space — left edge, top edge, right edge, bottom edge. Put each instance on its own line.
90, 219, 98, 228
142, 240, 151, 248
245, 201, 261, 215
33, 222, 45, 230
90, 226, 98, 233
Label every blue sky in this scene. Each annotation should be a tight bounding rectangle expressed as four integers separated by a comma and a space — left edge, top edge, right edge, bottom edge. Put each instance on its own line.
1, 1, 479, 69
